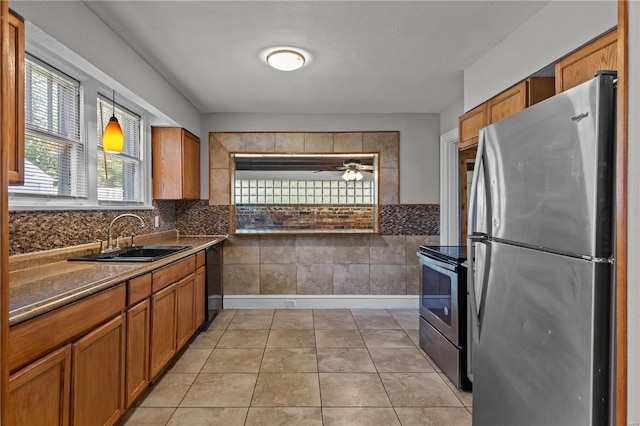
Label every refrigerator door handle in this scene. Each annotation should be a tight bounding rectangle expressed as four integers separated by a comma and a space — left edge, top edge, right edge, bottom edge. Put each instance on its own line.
468, 128, 485, 238
467, 128, 487, 347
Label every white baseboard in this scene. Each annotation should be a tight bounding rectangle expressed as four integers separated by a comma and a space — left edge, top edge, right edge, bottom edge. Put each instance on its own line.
222, 294, 419, 310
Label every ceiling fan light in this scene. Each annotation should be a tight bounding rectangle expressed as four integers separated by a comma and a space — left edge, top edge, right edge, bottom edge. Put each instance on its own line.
267, 49, 305, 71
355, 171, 364, 181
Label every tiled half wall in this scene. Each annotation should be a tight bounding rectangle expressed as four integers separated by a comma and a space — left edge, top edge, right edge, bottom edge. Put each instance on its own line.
206, 131, 440, 296
222, 234, 439, 296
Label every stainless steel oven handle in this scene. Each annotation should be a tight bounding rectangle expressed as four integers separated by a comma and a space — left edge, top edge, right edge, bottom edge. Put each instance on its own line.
416, 252, 457, 273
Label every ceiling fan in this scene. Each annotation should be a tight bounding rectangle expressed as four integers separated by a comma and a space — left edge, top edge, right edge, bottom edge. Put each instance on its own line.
337, 159, 373, 181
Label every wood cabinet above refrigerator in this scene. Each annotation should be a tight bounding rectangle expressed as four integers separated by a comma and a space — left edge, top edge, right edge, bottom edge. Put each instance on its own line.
555, 29, 617, 94
458, 77, 554, 151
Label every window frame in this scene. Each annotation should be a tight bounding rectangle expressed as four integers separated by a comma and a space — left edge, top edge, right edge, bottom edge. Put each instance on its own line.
9, 35, 152, 211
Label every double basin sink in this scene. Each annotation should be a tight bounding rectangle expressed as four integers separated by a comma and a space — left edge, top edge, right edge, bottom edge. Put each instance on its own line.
68, 245, 191, 263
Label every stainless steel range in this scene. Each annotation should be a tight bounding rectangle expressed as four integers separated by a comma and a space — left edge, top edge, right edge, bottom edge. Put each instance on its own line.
417, 245, 471, 391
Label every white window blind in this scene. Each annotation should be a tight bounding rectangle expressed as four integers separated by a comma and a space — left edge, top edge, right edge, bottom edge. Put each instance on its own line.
97, 97, 142, 203
11, 55, 84, 197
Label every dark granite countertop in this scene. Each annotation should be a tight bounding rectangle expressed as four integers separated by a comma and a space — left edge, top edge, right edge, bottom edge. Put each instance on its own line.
9, 234, 226, 326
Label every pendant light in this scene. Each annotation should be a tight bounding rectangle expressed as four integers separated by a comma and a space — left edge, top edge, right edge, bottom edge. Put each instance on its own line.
102, 90, 123, 153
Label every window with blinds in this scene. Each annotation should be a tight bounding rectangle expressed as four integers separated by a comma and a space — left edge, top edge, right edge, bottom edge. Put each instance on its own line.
97, 97, 142, 203
10, 55, 84, 197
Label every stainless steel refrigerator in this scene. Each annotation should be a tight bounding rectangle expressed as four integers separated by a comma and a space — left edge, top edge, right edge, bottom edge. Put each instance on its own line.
467, 72, 616, 426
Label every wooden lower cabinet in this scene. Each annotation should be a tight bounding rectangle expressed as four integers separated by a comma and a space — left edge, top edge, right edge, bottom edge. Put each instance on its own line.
72, 314, 126, 426
150, 283, 178, 378
8, 345, 72, 426
177, 273, 197, 350
195, 266, 206, 328
125, 299, 150, 408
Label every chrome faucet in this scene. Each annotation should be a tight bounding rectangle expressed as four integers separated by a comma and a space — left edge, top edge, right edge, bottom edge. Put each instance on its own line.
106, 214, 145, 252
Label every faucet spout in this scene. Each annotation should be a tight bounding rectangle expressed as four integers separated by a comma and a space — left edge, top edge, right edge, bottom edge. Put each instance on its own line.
107, 214, 145, 252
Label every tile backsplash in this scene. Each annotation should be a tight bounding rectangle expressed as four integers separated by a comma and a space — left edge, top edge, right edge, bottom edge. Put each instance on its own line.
8, 200, 176, 255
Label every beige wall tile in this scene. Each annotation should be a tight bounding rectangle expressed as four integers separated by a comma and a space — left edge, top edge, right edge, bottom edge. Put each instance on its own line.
334, 133, 363, 152
406, 235, 436, 265
246, 133, 276, 152
260, 264, 297, 294
296, 235, 334, 264
333, 264, 370, 294
370, 235, 406, 264
363, 132, 399, 168
260, 235, 297, 264
213, 133, 246, 151
332, 235, 370, 264
297, 264, 333, 294
406, 265, 420, 295
223, 264, 260, 294
370, 264, 406, 295
379, 168, 399, 204
304, 133, 334, 152
209, 168, 230, 205
224, 235, 260, 264
275, 133, 305, 152
209, 136, 230, 169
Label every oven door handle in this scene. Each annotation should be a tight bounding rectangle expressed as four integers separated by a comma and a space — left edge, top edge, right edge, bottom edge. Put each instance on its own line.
416, 252, 458, 273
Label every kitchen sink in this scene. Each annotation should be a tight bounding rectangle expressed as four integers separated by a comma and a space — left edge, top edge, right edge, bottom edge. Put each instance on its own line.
68, 245, 192, 262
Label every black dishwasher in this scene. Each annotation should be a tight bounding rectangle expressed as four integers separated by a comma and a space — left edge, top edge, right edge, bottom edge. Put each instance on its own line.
199, 242, 223, 331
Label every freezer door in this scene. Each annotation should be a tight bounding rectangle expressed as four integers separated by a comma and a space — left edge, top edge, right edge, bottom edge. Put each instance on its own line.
472, 241, 612, 426
482, 74, 615, 258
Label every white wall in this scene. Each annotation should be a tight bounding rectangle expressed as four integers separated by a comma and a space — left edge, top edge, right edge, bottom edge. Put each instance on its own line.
439, 100, 463, 135
464, 1, 617, 111
11, 1, 201, 136
626, 2, 639, 423
201, 113, 440, 204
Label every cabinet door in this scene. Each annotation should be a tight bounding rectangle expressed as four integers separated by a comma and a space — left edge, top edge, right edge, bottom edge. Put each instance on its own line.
486, 81, 527, 124
195, 266, 206, 328
8, 345, 71, 426
458, 104, 486, 150
72, 314, 125, 426
555, 30, 617, 93
182, 130, 201, 200
176, 273, 196, 350
150, 283, 177, 378
5, 11, 24, 184
125, 299, 150, 408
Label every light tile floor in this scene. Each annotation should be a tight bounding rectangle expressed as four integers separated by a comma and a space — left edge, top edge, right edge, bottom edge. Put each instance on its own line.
119, 308, 472, 426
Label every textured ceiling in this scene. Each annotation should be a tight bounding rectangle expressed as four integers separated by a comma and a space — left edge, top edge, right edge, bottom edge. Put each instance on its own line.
83, 1, 549, 114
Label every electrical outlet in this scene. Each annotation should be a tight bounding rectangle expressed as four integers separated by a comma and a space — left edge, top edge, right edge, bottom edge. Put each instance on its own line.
154, 215, 160, 228
285, 300, 296, 307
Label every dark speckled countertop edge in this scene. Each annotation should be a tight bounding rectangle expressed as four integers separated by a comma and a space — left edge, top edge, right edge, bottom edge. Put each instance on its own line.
9, 235, 226, 326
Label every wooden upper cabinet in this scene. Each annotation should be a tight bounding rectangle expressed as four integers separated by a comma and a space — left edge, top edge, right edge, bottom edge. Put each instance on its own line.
152, 127, 201, 200
458, 104, 486, 150
555, 29, 617, 93
459, 77, 554, 150
5, 10, 25, 185
486, 78, 555, 125
486, 81, 527, 125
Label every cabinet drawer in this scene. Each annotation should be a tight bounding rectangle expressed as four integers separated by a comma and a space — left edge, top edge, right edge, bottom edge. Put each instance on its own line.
128, 274, 151, 305
9, 284, 126, 373
196, 251, 205, 269
152, 255, 195, 292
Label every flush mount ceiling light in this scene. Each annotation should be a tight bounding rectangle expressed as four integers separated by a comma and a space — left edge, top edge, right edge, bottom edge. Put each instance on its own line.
266, 49, 306, 71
